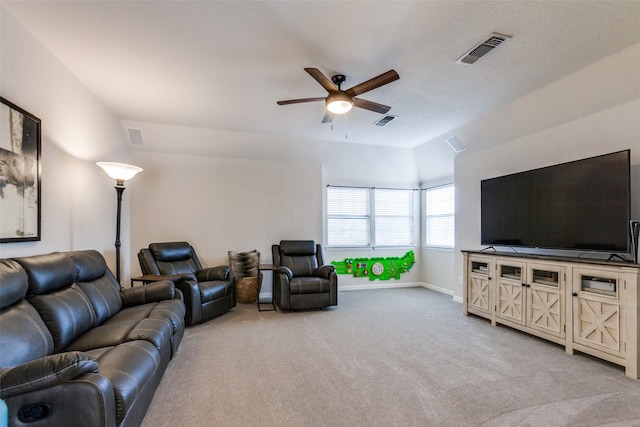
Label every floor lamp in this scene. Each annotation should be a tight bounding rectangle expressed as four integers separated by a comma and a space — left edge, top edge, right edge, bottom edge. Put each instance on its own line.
97, 162, 143, 284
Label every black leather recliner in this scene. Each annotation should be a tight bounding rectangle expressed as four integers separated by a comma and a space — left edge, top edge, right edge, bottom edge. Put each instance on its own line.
138, 242, 236, 325
272, 240, 338, 311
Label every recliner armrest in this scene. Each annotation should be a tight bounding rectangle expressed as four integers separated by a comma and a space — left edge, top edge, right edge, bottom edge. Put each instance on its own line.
121, 280, 176, 307
196, 265, 230, 282
314, 265, 336, 280
0, 352, 98, 399
277, 266, 293, 279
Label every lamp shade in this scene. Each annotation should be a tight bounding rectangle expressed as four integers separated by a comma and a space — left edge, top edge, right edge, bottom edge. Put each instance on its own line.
326, 93, 353, 114
97, 162, 143, 185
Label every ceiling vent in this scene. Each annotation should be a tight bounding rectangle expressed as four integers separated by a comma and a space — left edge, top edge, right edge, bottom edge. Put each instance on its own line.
445, 136, 466, 153
456, 33, 511, 65
373, 115, 398, 127
127, 128, 144, 145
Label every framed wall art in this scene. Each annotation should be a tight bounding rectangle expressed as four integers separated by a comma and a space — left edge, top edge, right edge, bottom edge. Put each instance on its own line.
0, 97, 41, 242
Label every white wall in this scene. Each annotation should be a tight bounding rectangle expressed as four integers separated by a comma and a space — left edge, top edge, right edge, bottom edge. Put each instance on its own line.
0, 7, 133, 280
129, 151, 322, 270
128, 123, 422, 292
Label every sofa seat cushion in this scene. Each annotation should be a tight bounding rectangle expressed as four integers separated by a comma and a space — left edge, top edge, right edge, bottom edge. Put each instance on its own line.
66, 305, 179, 353
85, 340, 160, 425
107, 304, 154, 323
289, 277, 331, 295
64, 320, 139, 352
198, 280, 230, 303
146, 299, 186, 335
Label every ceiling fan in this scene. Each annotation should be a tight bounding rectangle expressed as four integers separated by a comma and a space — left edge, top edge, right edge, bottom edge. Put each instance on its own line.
277, 68, 400, 123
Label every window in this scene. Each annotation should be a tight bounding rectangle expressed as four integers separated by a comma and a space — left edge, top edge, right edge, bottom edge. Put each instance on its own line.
375, 189, 414, 246
327, 186, 415, 247
425, 184, 455, 248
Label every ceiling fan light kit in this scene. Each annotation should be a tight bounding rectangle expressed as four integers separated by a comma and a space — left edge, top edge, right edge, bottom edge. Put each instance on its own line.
277, 67, 399, 123
326, 93, 353, 114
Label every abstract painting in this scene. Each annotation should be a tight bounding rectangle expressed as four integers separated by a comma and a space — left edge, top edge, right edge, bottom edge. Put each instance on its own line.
0, 97, 41, 242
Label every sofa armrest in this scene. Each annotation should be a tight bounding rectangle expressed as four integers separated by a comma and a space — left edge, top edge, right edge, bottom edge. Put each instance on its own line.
196, 265, 230, 282
314, 265, 336, 280
0, 352, 98, 399
121, 280, 176, 307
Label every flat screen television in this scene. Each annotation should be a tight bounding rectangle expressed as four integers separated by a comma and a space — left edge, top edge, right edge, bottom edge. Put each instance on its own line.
481, 150, 630, 253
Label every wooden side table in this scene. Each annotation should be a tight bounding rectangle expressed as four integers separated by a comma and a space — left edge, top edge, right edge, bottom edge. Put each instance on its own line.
258, 264, 277, 311
130, 274, 182, 288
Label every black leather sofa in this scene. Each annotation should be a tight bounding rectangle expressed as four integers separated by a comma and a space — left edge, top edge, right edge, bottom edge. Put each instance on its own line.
0, 250, 186, 427
138, 242, 236, 325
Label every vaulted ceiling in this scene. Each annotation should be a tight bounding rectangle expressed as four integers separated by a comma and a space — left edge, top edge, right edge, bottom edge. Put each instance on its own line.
4, 1, 640, 149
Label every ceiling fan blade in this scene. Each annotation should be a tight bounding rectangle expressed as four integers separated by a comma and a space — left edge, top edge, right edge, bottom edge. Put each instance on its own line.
304, 68, 337, 93
353, 98, 392, 114
277, 97, 325, 105
345, 70, 399, 97
322, 111, 334, 123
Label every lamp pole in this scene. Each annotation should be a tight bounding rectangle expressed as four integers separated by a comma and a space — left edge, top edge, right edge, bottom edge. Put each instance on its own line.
114, 185, 125, 283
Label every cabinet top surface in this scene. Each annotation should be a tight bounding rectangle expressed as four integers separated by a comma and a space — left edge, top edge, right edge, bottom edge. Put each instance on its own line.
462, 250, 639, 269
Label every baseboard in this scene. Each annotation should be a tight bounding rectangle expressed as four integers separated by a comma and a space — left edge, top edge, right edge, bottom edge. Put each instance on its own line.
339, 281, 462, 303
339, 282, 424, 291
261, 283, 463, 303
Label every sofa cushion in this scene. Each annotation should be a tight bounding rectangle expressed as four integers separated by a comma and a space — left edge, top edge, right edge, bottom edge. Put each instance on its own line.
0, 300, 54, 368
67, 250, 108, 282
85, 341, 160, 426
76, 275, 123, 325
14, 252, 76, 297
28, 284, 97, 352
0, 259, 29, 309
146, 299, 186, 335
64, 320, 140, 352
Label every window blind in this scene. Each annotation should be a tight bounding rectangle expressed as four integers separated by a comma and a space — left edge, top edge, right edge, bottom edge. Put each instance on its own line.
375, 188, 414, 246
327, 186, 370, 246
425, 184, 455, 248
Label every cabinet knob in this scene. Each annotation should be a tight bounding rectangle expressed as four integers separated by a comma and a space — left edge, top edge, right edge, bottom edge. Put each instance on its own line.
572, 292, 578, 297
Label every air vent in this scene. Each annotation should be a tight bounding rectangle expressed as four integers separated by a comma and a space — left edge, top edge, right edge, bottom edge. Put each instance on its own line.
127, 128, 144, 145
445, 136, 466, 153
373, 115, 398, 127
456, 33, 511, 65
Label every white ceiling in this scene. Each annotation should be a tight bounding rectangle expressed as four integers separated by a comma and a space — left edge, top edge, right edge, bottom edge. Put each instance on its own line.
4, 1, 640, 149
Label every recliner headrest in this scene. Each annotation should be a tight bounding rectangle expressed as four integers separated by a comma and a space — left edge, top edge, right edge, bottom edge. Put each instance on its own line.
14, 252, 76, 297
0, 259, 29, 309
149, 242, 194, 262
280, 240, 316, 256
66, 250, 107, 282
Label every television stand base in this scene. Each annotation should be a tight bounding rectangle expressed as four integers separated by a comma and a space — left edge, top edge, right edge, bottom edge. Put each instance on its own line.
607, 253, 632, 263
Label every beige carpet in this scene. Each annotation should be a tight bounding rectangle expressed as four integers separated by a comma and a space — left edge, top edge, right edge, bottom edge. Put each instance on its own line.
141, 287, 640, 427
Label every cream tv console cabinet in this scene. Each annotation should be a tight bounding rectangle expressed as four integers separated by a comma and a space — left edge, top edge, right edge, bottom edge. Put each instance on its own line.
462, 250, 640, 379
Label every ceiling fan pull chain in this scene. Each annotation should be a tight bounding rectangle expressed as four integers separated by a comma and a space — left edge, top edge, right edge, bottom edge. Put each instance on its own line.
345, 114, 348, 140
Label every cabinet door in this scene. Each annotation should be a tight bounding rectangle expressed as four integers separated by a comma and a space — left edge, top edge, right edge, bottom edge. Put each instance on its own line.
572, 269, 622, 356
468, 257, 492, 315
496, 261, 525, 325
527, 264, 564, 338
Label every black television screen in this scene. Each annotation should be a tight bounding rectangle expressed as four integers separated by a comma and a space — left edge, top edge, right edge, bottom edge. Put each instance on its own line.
481, 150, 630, 253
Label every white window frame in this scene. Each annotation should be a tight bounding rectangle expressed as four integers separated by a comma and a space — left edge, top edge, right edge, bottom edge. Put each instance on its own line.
424, 183, 455, 249
326, 185, 416, 248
